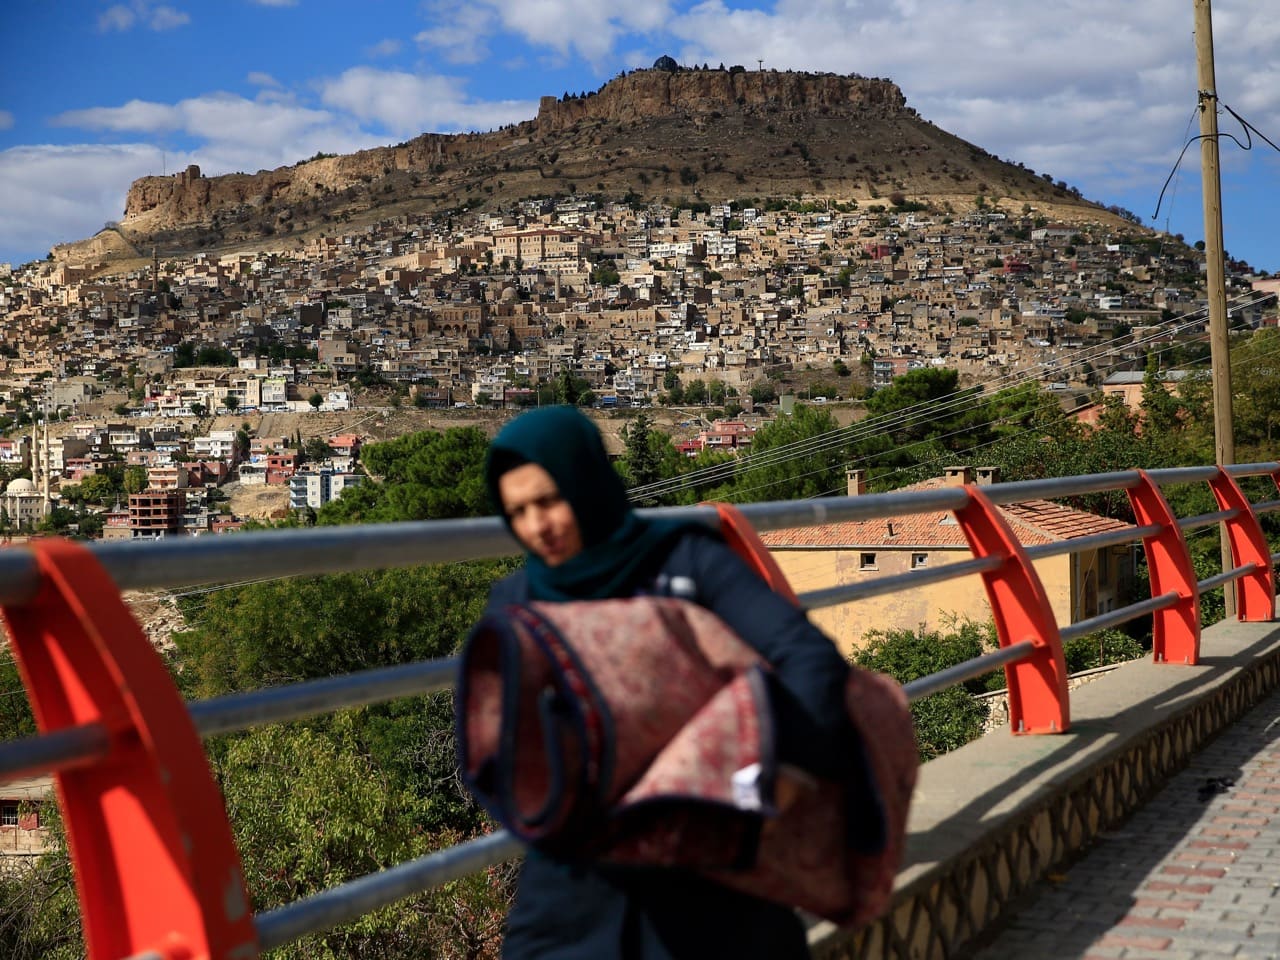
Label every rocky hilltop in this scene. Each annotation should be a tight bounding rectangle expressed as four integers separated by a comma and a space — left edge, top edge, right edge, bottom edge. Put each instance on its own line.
533, 68, 906, 132
56, 65, 1100, 263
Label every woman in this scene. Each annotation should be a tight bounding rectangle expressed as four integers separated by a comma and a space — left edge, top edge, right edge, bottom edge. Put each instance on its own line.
483, 405, 881, 960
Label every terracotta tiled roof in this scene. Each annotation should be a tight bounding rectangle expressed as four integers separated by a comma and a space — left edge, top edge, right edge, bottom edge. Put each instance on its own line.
759, 477, 1133, 549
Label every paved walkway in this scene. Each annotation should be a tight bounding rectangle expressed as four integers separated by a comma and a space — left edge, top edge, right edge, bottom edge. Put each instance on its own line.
970, 684, 1280, 960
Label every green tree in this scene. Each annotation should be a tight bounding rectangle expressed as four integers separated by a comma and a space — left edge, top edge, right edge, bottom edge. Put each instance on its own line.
319, 428, 491, 524
123, 465, 149, 494
1230, 329, 1280, 450
748, 380, 777, 405
78, 472, 120, 505
555, 367, 587, 406
619, 411, 664, 495
308, 392, 324, 411
304, 437, 333, 463
851, 619, 994, 761
684, 379, 707, 405
729, 404, 843, 501
214, 719, 508, 959
173, 563, 513, 820
37, 506, 79, 535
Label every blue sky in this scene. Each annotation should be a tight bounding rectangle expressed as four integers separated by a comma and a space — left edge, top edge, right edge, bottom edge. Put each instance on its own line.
2, 1, 1277, 272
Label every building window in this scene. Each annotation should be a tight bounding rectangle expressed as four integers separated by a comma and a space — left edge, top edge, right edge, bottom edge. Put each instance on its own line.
859, 552, 877, 571
911, 553, 929, 569
0, 805, 17, 827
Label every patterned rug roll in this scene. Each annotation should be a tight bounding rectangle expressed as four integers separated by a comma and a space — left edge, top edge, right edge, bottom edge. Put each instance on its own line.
457, 596, 916, 927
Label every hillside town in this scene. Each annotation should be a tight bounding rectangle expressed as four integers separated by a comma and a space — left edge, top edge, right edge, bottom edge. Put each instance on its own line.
0, 194, 1276, 539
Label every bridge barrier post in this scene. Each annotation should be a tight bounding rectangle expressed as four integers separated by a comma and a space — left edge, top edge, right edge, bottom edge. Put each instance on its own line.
0, 539, 257, 960
953, 486, 1069, 734
1127, 471, 1201, 664
1209, 467, 1277, 621
704, 501, 801, 604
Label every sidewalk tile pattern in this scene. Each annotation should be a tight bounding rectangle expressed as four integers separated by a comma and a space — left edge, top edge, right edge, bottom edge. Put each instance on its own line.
969, 685, 1280, 960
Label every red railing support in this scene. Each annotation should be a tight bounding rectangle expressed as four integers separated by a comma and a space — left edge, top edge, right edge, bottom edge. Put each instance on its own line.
0, 539, 257, 960
705, 501, 801, 605
1207, 467, 1276, 622
1126, 471, 1200, 664
953, 486, 1069, 734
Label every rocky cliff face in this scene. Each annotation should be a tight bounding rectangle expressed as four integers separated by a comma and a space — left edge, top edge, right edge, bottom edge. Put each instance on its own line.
115, 70, 906, 234
534, 69, 906, 132
52, 67, 1087, 264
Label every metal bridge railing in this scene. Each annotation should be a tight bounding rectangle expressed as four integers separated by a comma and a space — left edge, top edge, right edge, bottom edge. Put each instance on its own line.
1, 462, 1279, 959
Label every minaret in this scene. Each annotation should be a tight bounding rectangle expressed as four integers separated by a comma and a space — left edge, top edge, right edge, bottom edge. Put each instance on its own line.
152, 247, 160, 295
42, 419, 50, 510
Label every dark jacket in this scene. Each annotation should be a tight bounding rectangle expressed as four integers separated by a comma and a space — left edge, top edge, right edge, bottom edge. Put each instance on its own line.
487, 529, 876, 960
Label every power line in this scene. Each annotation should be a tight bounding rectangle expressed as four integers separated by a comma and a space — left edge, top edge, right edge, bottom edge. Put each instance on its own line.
629, 292, 1271, 502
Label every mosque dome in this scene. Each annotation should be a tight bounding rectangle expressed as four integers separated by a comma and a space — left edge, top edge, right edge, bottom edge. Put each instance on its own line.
501, 286, 520, 302
5, 477, 37, 496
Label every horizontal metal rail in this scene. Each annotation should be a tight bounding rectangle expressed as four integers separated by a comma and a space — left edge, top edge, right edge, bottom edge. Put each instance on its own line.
189, 658, 460, 738
978, 470, 1141, 505
0, 723, 110, 783
0, 660, 464, 784
4, 460, 1279, 958
254, 830, 524, 951
0, 516, 524, 607
1058, 592, 1182, 643
798, 557, 1003, 610
1198, 563, 1259, 594
3, 465, 1255, 609
1178, 508, 1238, 532
1223, 462, 1280, 479
1023, 525, 1158, 562
728, 487, 972, 531
901, 641, 1037, 703
1146, 465, 1223, 486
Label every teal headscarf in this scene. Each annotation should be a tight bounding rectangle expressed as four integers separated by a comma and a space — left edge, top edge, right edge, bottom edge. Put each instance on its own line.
486, 406, 697, 601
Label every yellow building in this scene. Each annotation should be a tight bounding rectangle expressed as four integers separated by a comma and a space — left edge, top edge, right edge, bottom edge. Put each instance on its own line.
762, 467, 1136, 656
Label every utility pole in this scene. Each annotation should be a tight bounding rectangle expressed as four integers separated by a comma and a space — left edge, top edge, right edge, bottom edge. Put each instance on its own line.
1194, 0, 1237, 615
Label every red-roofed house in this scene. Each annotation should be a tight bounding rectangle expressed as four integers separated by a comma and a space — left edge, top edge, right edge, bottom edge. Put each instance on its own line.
760, 466, 1136, 653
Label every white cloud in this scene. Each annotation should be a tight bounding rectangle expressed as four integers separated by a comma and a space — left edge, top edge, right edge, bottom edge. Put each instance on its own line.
0, 111, 13, 131
416, 6, 497, 65
247, 71, 281, 89
0, 122, 390, 266
0, 143, 172, 264
1, 66, 544, 263
249, 0, 298, 6
365, 38, 403, 59
52, 99, 185, 135
419, 1, 673, 65
51, 94, 345, 152
318, 67, 538, 135
97, 1, 189, 32
148, 5, 189, 30
655, 0, 1280, 201
97, 4, 137, 32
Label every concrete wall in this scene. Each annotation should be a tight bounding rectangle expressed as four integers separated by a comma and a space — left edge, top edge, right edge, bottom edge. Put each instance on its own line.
810, 611, 1280, 959
773, 547, 1078, 654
